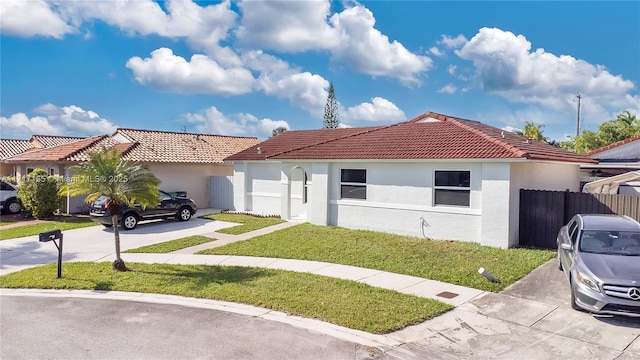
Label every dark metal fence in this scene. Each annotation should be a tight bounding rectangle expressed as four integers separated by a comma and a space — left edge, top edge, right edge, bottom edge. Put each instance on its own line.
519, 189, 640, 249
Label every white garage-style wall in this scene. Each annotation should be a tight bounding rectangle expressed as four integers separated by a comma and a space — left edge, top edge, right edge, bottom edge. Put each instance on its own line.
149, 163, 232, 208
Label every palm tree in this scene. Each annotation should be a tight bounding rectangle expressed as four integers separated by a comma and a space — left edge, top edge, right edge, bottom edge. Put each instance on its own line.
61, 148, 161, 271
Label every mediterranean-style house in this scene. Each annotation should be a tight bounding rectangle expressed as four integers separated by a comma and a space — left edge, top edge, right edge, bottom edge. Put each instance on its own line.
225, 112, 596, 248
3, 129, 259, 212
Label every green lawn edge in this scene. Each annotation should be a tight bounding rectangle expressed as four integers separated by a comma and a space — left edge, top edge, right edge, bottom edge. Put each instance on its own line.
198, 223, 555, 292
124, 235, 216, 253
0, 262, 453, 334
0, 219, 98, 240
200, 213, 285, 234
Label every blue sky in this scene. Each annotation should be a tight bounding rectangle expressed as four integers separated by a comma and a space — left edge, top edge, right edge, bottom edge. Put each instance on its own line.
1, 1, 638, 141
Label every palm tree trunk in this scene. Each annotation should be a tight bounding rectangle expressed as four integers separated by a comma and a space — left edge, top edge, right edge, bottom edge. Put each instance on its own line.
111, 214, 128, 271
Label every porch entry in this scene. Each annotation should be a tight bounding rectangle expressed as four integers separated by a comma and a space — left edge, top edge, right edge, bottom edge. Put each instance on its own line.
289, 167, 308, 220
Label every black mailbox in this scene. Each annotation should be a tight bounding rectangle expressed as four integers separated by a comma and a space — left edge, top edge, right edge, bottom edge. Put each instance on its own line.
38, 229, 63, 278
39, 229, 62, 243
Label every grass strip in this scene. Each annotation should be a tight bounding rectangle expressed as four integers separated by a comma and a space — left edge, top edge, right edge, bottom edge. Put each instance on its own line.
198, 223, 555, 292
0, 218, 17, 226
200, 213, 285, 235
124, 236, 216, 253
0, 262, 452, 334
0, 219, 98, 240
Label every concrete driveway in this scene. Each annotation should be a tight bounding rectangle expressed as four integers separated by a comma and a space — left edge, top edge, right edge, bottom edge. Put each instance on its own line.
0, 209, 231, 275
385, 260, 640, 359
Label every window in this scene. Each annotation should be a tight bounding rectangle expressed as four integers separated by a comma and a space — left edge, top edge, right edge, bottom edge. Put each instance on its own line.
49, 168, 55, 175
434, 170, 470, 206
341, 169, 366, 199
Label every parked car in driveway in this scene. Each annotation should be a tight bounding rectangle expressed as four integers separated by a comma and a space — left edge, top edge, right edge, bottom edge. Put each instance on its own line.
0, 179, 21, 214
557, 214, 640, 317
90, 190, 197, 230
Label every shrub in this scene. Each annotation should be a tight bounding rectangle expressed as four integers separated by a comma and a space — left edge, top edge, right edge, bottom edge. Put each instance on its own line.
2, 176, 17, 185
18, 169, 63, 219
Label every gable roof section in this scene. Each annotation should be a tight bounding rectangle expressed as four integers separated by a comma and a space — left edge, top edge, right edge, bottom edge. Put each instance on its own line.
115, 128, 260, 163
30, 135, 86, 148
5, 136, 137, 162
226, 112, 595, 164
584, 134, 640, 158
225, 126, 388, 161
0, 139, 34, 160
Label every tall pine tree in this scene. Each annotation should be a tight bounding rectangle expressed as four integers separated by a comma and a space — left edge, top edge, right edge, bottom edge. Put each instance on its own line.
323, 82, 340, 128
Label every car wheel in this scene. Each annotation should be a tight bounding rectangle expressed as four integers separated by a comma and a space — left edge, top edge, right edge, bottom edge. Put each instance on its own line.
122, 214, 138, 230
178, 207, 192, 221
5, 199, 21, 214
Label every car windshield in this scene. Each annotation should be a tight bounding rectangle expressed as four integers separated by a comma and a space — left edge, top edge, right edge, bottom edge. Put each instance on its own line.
580, 230, 640, 255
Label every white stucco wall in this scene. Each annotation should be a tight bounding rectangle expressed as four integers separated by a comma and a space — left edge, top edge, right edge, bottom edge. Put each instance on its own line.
327, 162, 486, 243
234, 159, 582, 248
234, 162, 282, 215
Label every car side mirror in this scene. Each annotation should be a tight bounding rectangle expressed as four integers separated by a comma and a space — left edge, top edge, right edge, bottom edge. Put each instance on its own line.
560, 243, 573, 251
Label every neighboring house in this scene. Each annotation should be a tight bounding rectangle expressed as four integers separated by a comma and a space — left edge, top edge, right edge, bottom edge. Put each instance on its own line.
0, 135, 84, 177
3, 129, 259, 212
581, 135, 640, 193
225, 112, 596, 248
0, 139, 33, 177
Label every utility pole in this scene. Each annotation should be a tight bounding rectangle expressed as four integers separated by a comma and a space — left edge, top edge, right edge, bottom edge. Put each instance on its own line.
575, 92, 582, 138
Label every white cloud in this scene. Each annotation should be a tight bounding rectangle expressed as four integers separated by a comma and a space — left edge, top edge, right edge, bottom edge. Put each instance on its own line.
448, 65, 457, 76
439, 34, 468, 49
0, 104, 117, 138
0, 0, 75, 38
438, 84, 457, 94
126, 48, 255, 95
237, 0, 431, 86
345, 97, 406, 122
329, 5, 431, 86
236, 0, 337, 52
456, 27, 638, 115
429, 47, 445, 57
183, 106, 290, 139
243, 50, 329, 115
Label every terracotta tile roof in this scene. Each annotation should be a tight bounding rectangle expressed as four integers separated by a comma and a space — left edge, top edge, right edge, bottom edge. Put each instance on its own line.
30, 135, 86, 148
0, 139, 34, 160
225, 126, 386, 161
584, 134, 640, 157
115, 128, 260, 163
4, 136, 135, 162
227, 112, 596, 164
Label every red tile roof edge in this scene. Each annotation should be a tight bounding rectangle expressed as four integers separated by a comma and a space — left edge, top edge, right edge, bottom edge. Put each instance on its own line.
413, 112, 529, 158
265, 124, 399, 159
65, 135, 110, 160
584, 134, 640, 157
114, 128, 259, 140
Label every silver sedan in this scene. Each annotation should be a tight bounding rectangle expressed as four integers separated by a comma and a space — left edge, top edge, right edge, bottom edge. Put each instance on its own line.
557, 214, 640, 317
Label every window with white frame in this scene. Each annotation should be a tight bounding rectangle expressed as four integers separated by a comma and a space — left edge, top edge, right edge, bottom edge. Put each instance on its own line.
434, 170, 470, 207
341, 169, 367, 199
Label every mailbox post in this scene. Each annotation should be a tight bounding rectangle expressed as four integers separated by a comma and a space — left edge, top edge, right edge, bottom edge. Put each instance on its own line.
39, 229, 63, 278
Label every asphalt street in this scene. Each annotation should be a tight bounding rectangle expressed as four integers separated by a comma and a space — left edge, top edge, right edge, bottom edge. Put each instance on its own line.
1, 296, 392, 360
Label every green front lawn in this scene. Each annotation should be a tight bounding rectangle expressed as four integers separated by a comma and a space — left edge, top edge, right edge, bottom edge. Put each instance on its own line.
0, 217, 98, 240
198, 223, 555, 292
200, 213, 285, 234
124, 236, 216, 253
0, 262, 452, 334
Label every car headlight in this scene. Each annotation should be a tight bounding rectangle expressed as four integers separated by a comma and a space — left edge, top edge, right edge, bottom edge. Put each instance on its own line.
577, 271, 600, 293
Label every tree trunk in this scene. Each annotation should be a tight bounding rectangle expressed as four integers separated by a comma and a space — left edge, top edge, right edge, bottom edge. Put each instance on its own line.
111, 213, 129, 272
